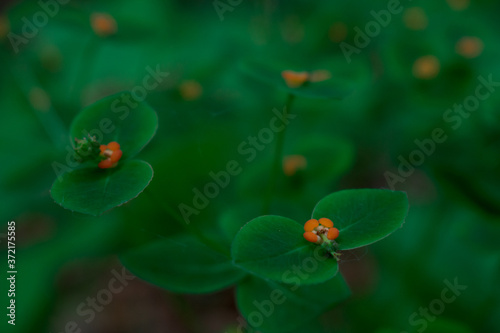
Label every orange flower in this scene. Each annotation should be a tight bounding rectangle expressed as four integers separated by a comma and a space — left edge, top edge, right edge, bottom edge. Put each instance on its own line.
91, 13, 117, 37
98, 141, 122, 169
456, 36, 484, 59
412, 55, 440, 80
303, 217, 339, 243
283, 155, 307, 176
281, 69, 331, 88
281, 70, 309, 88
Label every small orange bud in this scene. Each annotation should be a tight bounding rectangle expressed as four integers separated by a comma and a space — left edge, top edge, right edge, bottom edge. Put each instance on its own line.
29, 87, 51, 112
304, 219, 319, 232
107, 141, 120, 151
283, 155, 307, 176
456, 36, 484, 59
179, 80, 203, 101
281, 70, 309, 88
403, 7, 428, 31
319, 217, 333, 228
304, 232, 320, 243
327, 227, 339, 240
99, 145, 107, 153
329, 22, 348, 43
91, 13, 117, 37
413, 55, 440, 80
446, 0, 469, 11
98, 159, 114, 169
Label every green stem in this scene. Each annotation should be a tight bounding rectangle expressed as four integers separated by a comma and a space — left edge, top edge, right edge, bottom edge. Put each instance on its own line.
262, 93, 295, 214
320, 234, 340, 260
9, 64, 68, 150
320, 234, 330, 244
69, 35, 100, 106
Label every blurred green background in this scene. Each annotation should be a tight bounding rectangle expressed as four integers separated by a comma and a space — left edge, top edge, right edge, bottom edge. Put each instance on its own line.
0, 0, 499, 332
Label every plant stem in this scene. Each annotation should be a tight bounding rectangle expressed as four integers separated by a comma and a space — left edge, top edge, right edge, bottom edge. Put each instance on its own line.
320, 235, 340, 260
262, 93, 295, 214
69, 35, 100, 106
9, 64, 68, 150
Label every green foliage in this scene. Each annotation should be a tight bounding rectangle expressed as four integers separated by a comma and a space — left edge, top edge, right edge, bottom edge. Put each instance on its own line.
2, 0, 500, 332
120, 234, 247, 293
231, 189, 407, 284
236, 274, 350, 333
50, 92, 157, 215
232, 216, 338, 285
121, 188, 407, 331
69, 92, 158, 161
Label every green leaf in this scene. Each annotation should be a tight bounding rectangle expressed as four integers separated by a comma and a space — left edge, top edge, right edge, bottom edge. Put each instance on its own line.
51, 160, 154, 215
236, 274, 350, 333
312, 189, 409, 250
232, 216, 338, 285
70, 91, 158, 160
241, 61, 351, 100
120, 234, 247, 294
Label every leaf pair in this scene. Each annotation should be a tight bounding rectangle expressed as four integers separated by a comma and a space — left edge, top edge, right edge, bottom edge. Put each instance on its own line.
231, 189, 409, 286
51, 92, 158, 215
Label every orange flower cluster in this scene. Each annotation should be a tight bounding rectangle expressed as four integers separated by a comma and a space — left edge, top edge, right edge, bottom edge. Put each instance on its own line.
98, 141, 123, 169
303, 217, 339, 244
